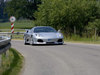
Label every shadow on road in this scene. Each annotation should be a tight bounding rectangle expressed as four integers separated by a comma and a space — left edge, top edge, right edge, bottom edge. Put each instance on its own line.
25, 44, 66, 46
32, 44, 66, 46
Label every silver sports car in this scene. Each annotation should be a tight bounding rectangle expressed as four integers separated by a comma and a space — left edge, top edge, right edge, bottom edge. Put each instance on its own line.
24, 26, 64, 45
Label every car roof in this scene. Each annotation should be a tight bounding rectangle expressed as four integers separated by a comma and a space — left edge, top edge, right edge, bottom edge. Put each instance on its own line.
32, 26, 53, 29
37, 26, 51, 27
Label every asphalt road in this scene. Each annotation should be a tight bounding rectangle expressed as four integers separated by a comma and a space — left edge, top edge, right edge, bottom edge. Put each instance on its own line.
12, 40, 100, 75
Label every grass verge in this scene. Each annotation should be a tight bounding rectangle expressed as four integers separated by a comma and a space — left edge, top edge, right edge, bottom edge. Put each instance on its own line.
11, 34, 24, 40
64, 35, 100, 44
0, 20, 34, 29
0, 48, 24, 75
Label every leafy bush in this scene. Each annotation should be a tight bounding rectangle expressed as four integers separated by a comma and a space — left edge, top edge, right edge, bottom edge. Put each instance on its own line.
35, 0, 100, 36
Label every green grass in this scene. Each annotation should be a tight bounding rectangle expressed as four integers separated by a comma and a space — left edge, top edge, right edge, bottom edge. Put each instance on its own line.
64, 35, 100, 44
11, 34, 24, 40
0, 29, 25, 32
0, 20, 34, 29
0, 48, 24, 75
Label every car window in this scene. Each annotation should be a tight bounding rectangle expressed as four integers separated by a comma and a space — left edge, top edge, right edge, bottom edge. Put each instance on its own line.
34, 27, 56, 33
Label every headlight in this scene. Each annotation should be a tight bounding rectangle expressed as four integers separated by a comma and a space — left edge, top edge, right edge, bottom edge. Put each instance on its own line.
59, 34, 62, 37
57, 33, 62, 37
35, 34, 42, 37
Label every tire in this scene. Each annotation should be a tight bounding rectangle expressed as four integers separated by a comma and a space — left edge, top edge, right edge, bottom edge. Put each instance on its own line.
24, 42, 28, 45
24, 40, 28, 45
24, 37, 29, 45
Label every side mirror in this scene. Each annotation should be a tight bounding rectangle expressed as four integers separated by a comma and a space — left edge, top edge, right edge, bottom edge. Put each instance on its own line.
26, 29, 30, 33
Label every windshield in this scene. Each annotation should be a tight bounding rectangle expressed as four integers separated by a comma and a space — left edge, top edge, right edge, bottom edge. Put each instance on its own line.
34, 27, 57, 33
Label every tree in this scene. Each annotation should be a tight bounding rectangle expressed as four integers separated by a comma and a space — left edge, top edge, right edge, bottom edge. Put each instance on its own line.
5, 0, 41, 19
0, 0, 5, 19
35, 0, 100, 36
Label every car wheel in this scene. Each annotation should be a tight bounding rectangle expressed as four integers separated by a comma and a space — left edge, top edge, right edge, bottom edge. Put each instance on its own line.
24, 42, 28, 45
24, 41, 28, 45
24, 38, 29, 45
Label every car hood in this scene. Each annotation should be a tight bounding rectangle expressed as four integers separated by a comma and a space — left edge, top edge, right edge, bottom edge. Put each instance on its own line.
37, 32, 59, 38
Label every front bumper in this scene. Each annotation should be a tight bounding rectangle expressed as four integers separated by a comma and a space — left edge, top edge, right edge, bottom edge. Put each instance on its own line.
34, 41, 63, 44
33, 38, 63, 44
